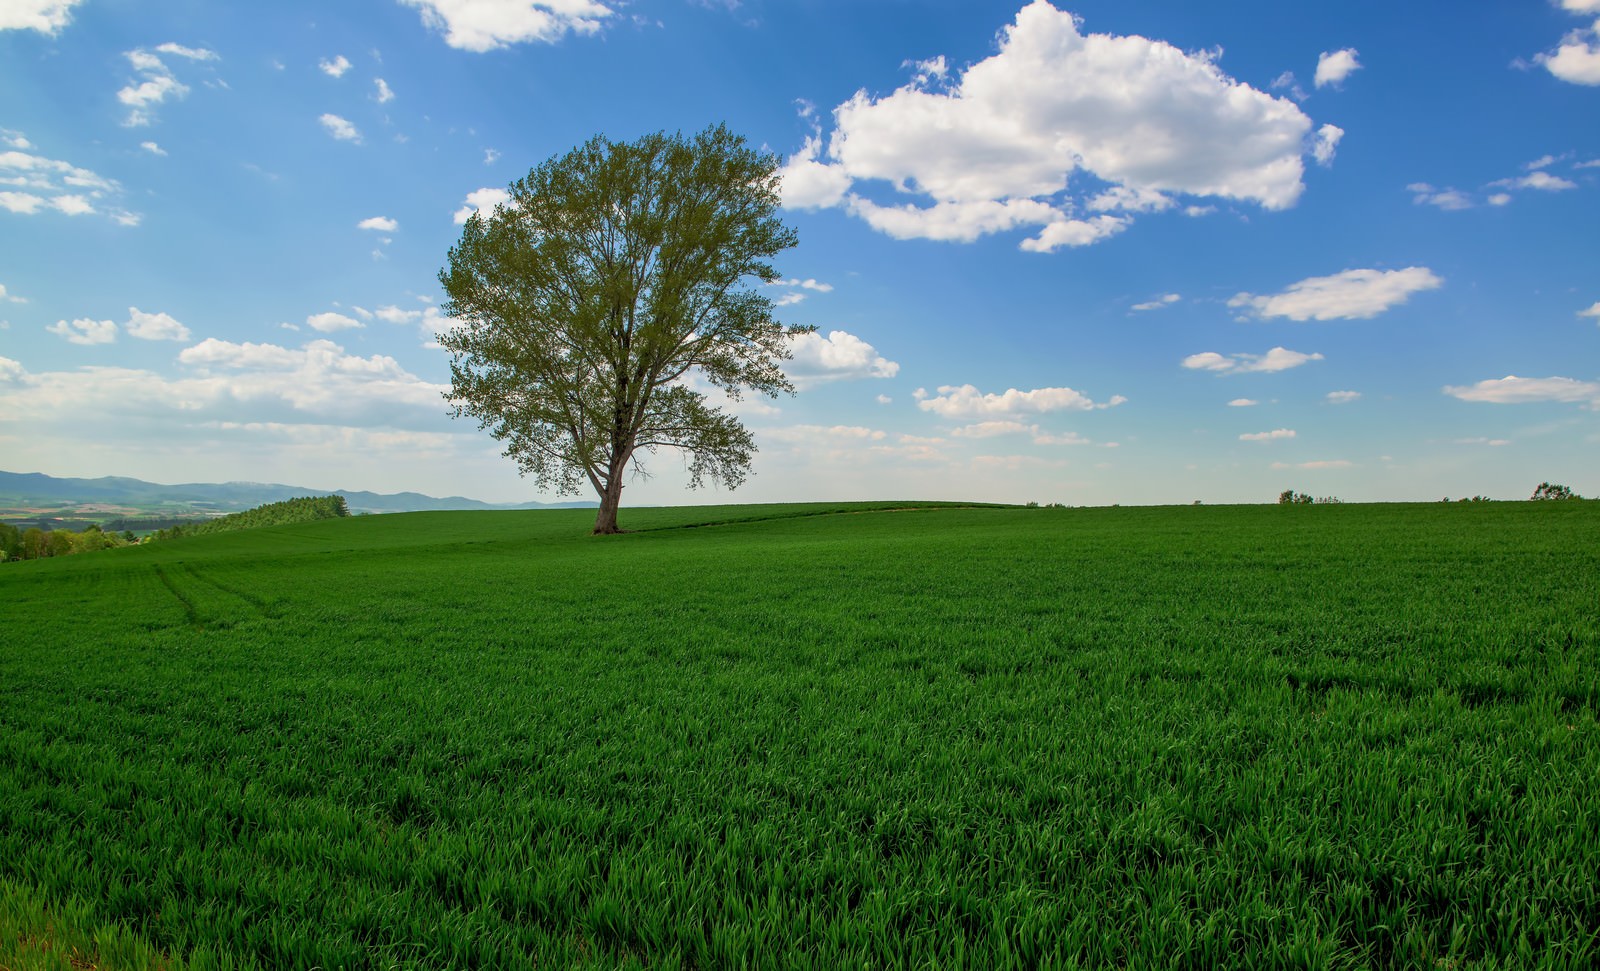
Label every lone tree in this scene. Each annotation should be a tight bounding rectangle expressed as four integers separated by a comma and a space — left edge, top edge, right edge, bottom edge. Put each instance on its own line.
438, 126, 809, 534
1530, 481, 1580, 501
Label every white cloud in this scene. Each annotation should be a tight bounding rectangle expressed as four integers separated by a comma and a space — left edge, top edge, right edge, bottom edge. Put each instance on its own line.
319, 55, 352, 78
1131, 293, 1180, 312
1314, 48, 1362, 88
0, 0, 86, 34
1455, 437, 1512, 447
117, 44, 217, 127
876, 394, 892, 405
320, 114, 362, 143
1271, 459, 1352, 470
918, 383, 1125, 418
375, 78, 396, 103
0, 355, 23, 381
1326, 390, 1361, 404
1408, 183, 1474, 210
1182, 347, 1324, 375
305, 311, 363, 333
773, 278, 833, 293
1444, 375, 1600, 405
483, 147, 500, 164
1311, 124, 1343, 167
0, 283, 23, 303
951, 420, 1033, 438
1240, 428, 1295, 441
155, 43, 219, 62
784, 330, 898, 387
1503, 170, 1578, 191
764, 423, 888, 445
140, 141, 167, 156
767, 277, 833, 306
1032, 430, 1096, 446
1579, 301, 1600, 322
48, 318, 117, 344
52, 194, 92, 215
0, 339, 450, 428
1561, 1, 1600, 13
1227, 398, 1257, 407
781, 1, 1327, 249
454, 186, 510, 223
358, 215, 399, 231
1487, 192, 1512, 206
1538, 17, 1600, 85
779, 135, 855, 210
1229, 267, 1442, 320
125, 307, 190, 341
399, 0, 615, 52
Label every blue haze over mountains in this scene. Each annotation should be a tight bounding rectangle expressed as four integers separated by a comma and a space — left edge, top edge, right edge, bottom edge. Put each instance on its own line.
0, 470, 594, 514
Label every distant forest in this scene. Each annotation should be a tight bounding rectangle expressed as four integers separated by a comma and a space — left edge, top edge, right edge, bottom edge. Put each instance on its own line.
2, 496, 350, 562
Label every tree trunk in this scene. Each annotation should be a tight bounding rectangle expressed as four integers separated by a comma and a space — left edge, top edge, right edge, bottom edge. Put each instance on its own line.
592, 465, 627, 534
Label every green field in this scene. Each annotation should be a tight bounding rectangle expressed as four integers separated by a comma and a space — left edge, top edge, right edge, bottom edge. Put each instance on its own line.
1, 501, 1597, 969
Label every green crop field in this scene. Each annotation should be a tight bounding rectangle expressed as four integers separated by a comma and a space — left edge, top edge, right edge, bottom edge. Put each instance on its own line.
1, 501, 1597, 970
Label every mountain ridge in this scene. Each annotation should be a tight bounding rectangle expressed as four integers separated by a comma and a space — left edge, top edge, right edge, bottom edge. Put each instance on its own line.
0, 470, 594, 514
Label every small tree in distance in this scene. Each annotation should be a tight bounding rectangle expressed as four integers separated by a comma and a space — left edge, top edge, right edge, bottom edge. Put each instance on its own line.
439, 125, 811, 534
1530, 482, 1580, 501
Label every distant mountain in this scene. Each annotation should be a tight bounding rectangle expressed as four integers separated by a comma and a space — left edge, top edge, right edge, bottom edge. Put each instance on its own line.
0, 470, 594, 515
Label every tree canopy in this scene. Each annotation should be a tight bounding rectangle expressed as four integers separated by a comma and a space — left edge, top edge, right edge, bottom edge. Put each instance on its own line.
438, 125, 808, 534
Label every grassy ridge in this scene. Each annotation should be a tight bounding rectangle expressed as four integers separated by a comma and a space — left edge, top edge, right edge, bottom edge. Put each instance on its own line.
1, 501, 1597, 969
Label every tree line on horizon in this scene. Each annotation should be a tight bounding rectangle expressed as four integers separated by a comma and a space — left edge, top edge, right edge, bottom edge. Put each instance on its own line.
1, 495, 351, 562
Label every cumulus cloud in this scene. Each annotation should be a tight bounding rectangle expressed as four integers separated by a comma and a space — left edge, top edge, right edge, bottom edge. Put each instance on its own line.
125, 307, 190, 341
766, 277, 833, 306
1443, 375, 1600, 405
917, 382, 1125, 418
1227, 398, 1258, 407
1314, 49, 1362, 88
1229, 267, 1442, 320
779, 135, 854, 209
1495, 170, 1579, 192
48, 318, 117, 344
375, 78, 395, 103
118, 43, 218, 127
454, 186, 510, 223
1131, 293, 1180, 312
762, 424, 888, 449
1182, 347, 1324, 375
1240, 428, 1295, 441
359, 215, 399, 231
1311, 124, 1344, 167
306, 311, 364, 333
319, 55, 352, 78
1326, 390, 1361, 404
0, 340, 449, 435
1537, 15, 1600, 85
399, 0, 615, 52
0, 138, 136, 223
784, 330, 898, 387
0, 0, 86, 34
779, 1, 1330, 250
1408, 182, 1474, 210
140, 141, 167, 156
951, 420, 1034, 438
320, 114, 361, 143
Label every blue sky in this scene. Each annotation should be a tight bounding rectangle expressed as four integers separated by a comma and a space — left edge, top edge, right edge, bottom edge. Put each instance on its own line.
2, 0, 1597, 506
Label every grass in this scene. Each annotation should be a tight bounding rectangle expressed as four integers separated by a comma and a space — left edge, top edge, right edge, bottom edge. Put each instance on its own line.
1, 500, 1597, 969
